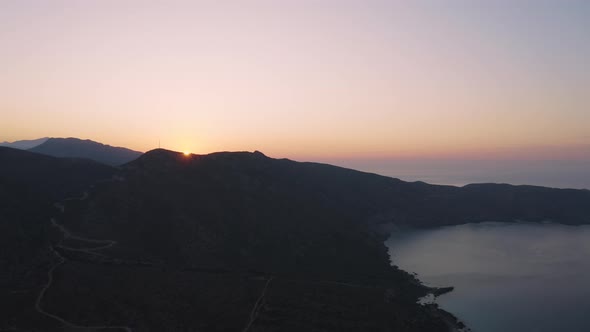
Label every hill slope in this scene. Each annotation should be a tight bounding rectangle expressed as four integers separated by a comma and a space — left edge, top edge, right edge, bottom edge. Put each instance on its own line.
2, 147, 589, 331
28, 137, 142, 166
0, 147, 117, 330
0, 147, 116, 199
70, 149, 590, 270
53, 149, 590, 331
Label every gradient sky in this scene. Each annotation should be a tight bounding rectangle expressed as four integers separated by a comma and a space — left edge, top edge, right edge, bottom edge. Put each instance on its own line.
1, 0, 589, 160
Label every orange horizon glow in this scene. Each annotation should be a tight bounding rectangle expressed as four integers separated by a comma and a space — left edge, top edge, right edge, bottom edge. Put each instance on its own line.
1, 2, 589, 162
2, 134, 588, 162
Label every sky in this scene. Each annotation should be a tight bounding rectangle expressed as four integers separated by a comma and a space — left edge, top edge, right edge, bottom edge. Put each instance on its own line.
1, 0, 589, 162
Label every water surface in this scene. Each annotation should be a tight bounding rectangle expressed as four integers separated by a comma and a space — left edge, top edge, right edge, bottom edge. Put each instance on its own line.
322, 159, 590, 189
385, 222, 590, 332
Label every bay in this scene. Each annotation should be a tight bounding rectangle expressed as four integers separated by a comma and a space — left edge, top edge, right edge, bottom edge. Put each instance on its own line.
385, 222, 590, 332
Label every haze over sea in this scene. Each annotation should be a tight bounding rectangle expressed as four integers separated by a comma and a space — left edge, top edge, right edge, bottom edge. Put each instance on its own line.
322, 159, 590, 190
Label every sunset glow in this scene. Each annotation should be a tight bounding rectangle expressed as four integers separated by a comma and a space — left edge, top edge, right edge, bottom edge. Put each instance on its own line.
1, 1, 588, 161
3, 4, 590, 330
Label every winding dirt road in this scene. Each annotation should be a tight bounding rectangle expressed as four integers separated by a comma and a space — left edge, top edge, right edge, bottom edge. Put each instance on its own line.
242, 276, 274, 332
34, 193, 133, 332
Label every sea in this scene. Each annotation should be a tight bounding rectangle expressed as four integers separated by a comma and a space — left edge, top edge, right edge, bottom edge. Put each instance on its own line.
324, 159, 590, 190
385, 222, 590, 332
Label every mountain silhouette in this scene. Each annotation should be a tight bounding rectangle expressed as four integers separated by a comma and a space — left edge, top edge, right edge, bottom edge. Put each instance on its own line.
0, 147, 117, 330
2, 146, 589, 331
0, 137, 48, 150
28, 137, 142, 166
78, 149, 590, 268
0, 146, 115, 199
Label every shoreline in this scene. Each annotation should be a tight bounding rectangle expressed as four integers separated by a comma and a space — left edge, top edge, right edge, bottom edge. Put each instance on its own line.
427, 305, 470, 332
425, 286, 469, 332
384, 228, 467, 332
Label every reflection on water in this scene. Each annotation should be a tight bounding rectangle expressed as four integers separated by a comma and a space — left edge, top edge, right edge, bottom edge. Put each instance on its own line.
385, 222, 590, 332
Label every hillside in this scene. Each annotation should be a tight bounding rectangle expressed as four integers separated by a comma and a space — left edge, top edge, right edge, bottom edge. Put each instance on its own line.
0, 147, 116, 199
2, 147, 590, 331
29, 137, 142, 166
66, 149, 590, 268
0, 147, 117, 331
54, 149, 590, 331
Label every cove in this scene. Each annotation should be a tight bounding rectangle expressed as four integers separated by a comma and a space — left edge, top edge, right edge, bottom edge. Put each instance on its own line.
385, 222, 590, 332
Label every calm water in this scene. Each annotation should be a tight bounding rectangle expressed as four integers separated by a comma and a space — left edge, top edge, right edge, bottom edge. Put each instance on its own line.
385, 222, 590, 332
322, 159, 590, 189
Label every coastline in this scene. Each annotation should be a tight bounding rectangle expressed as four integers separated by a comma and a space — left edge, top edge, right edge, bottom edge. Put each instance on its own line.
385, 222, 590, 332
384, 227, 467, 332
424, 286, 469, 332
426, 305, 470, 332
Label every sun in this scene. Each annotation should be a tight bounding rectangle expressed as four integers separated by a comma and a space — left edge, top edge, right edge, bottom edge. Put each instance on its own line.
183, 151, 191, 156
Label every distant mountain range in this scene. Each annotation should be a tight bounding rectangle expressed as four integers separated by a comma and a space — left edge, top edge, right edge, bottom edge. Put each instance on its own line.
2, 137, 142, 166
0, 137, 49, 150
1, 140, 590, 331
28, 137, 142, 166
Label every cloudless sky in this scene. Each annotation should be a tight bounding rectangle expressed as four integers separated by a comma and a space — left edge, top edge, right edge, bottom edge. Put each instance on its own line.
1, 0, 589, 161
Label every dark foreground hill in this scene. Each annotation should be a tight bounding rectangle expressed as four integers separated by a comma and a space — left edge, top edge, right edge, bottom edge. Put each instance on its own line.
2, 147, 590, 331
0, 147, 116, 199
29, 137, 142, 166
0, 147, 116, 331
65, 150, 590, 272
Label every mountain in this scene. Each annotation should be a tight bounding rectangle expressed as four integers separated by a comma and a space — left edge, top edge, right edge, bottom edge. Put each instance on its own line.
2, 147, 589, 331
0, 137, 48, 150
28, 137, 142, 166
0, 148, 450, 331
68, 149, 590, 268
0, 147, 117, 330
0, 147, 116, 199
53, 149, 590, 331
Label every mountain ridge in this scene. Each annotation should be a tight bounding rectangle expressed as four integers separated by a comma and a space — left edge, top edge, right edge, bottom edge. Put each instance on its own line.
0, 146, 116, 199
131, 148, 590, 226
2, 145, 590, 331
28, 137, 142, 166
0, 137, 49, 150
